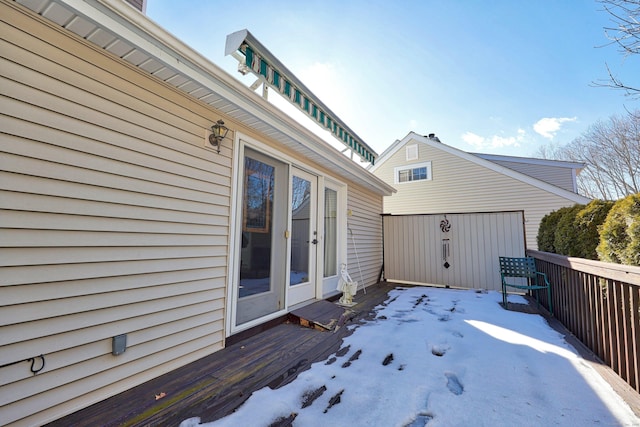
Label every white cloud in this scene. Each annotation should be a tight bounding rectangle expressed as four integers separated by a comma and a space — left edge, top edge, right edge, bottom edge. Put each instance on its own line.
462, 131, 486, 148
462, 130, 525, 150
533, 117, 577, 139
490, 135, 520, 148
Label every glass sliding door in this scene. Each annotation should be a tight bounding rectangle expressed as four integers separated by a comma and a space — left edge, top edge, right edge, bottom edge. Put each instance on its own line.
236, 148, 288, 325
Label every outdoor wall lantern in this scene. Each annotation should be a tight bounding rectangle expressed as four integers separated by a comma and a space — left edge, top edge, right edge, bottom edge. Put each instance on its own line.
209, 119, 229, 153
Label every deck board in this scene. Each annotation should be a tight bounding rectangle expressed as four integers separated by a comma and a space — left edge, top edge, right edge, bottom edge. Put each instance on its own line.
46, 283, 398, 427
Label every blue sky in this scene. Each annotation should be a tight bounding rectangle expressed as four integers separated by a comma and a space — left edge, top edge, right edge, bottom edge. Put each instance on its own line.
146, 0, 638, 158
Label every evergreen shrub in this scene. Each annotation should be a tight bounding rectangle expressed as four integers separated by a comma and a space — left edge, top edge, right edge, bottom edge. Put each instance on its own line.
554, 204, 585, 256
574, 200, 614, 259
597, 193, 640, 266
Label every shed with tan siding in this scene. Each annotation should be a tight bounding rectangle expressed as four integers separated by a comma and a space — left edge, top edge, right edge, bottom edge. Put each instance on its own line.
0, 1, 394, 425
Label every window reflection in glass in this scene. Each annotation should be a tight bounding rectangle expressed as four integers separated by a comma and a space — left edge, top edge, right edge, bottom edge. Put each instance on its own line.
239, 157, 274, 297
290, 176, 311, 285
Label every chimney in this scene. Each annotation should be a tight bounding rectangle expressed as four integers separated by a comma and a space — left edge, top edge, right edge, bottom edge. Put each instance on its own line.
427, 133, 441, 142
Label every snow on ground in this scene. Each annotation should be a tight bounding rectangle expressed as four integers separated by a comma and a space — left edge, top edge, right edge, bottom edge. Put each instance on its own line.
181, 287, 639, 427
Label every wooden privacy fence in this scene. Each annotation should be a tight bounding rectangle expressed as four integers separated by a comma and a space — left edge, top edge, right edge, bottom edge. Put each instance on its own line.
528, 249, 640, 393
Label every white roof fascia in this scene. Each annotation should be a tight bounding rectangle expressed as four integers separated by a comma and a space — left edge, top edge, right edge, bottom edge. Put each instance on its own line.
395, 133, 592, 204
571, 169, 579, 193
33, 0, 394, 196
368, 137, 406, 172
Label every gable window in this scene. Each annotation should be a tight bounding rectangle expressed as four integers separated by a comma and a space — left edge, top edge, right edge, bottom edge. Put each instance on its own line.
406, 144, 418, 161
394, 161, 432, 184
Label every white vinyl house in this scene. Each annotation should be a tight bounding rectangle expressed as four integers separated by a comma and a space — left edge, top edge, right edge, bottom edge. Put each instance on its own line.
0, 1, 394, 425
371, 132, 591, 251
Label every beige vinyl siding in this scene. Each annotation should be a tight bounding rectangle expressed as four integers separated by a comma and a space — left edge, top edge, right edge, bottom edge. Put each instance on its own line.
347, 184, 384, 287
377, 141, 581, 250
487, 159, 576, 192
1, 6, 229, 426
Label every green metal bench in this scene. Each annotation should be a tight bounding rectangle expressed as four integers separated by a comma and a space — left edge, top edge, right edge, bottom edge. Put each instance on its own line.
499, 256, 553, 315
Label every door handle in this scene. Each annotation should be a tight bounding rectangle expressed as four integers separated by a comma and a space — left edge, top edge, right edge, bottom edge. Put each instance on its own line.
308, 239, 318, 245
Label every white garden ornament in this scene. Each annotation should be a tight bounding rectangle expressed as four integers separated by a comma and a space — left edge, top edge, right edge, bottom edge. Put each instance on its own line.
337, 264, 358, 307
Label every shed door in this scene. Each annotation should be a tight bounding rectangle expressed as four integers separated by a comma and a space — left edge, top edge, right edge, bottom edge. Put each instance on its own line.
383, 212, 525, 291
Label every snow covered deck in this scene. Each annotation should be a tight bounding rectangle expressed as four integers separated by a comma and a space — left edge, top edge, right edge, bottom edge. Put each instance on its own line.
46, 283, 639, 426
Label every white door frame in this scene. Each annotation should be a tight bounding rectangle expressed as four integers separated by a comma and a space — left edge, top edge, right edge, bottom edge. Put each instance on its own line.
320, 179, 348, 297
287, 167, 318, 307
226, 134, 347, 336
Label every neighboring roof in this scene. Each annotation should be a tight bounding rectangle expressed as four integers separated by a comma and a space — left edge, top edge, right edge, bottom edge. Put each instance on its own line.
472, 153, 586, 173
14, 0, 394, 196
370, 132, 592, 204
